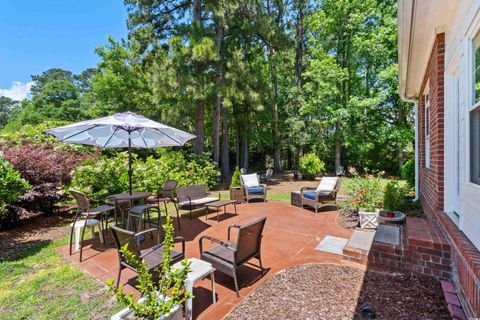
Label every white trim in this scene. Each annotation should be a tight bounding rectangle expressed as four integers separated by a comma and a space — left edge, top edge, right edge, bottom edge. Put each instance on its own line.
424, 81, 431, 169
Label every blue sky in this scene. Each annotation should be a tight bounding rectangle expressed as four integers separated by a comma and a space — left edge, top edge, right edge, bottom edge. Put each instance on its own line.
0, 0, 128, 100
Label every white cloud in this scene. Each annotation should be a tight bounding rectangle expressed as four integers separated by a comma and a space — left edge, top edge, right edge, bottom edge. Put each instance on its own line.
0, 81, 33, 101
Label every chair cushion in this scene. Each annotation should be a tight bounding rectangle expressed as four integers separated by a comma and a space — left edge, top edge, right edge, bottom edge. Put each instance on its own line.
316, 177, 338, 192
303, 191, 331, 200
178, 196, 218, 207
303, 192, 317, 200
241, 173, 259, 188
248, 186, 264, 194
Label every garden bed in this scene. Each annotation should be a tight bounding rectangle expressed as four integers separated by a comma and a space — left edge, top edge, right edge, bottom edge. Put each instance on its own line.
226, 264, 449, 320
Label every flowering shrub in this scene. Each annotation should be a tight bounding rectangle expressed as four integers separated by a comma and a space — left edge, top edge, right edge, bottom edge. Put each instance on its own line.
299, 153, 325, 179
0, 157, 30, 229
345, 172, 384, 212
70, 151, 219, 200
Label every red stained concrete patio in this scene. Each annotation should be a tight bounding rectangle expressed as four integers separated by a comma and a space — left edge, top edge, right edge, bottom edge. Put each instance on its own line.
57, 201, 356, 319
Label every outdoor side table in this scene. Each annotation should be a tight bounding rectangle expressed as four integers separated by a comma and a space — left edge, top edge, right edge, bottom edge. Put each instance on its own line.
205, 200, 238, 222
172, 257, 216, 320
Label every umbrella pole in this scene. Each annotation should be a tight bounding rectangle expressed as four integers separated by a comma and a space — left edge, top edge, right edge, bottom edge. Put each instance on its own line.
128, 135, 132, 195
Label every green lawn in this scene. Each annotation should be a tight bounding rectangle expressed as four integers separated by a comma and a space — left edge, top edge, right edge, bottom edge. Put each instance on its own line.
0, 237, 122, 320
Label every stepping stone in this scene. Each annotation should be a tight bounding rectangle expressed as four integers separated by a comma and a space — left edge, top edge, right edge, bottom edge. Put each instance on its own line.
374, 224, 400, 245
346, 229, 375, 252
315, 236, 349, 255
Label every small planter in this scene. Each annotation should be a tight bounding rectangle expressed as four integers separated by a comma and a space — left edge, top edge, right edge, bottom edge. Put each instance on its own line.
359, 209, 379, 229
230, 187, 245, 204
111, 298, 182, 320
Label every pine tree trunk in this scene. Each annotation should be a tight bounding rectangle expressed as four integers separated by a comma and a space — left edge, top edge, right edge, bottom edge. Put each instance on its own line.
193, 0, 204, 155
212, 22, 223, 166
334, 121, 342, 169
221, 107, 230, 178
269, 46, 282, 173
242, 136, 249, 172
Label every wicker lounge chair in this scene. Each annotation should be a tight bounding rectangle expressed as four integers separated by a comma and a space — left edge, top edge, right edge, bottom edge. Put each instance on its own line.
145, 179, 181, 230
110, 225, 185, 289
69, 189, 114, 262
175, 184, 220, 219
300, 176, 340, 212
199, 217, 267, 296
240, 173, 267, 202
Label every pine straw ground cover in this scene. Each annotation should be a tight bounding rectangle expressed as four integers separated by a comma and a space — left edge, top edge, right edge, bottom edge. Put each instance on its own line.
226, 264, 449, 320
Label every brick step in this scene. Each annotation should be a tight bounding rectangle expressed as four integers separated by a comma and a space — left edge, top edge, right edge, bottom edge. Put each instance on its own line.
342, 229, 375, 265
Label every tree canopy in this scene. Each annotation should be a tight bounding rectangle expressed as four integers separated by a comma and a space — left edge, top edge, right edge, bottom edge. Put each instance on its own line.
3, 0, 412, 176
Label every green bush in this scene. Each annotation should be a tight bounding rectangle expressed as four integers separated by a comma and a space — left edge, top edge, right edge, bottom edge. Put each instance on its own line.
69, 151, 219, 199
0, 157, 30, 228
402, 158, 415, 188
230, 166, 241, 188
299, 153, 325, 180
383, 181, 404, 211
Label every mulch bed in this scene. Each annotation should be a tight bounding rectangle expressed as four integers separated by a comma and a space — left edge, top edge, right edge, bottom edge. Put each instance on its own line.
337, 208, 359, 230
226, 264, 449, 320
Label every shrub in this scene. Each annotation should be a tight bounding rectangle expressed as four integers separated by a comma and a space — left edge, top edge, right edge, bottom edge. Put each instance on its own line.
299, 153, 325, 180
345, 173, 384, 212
230, 166, 241, 188
70, 151, 219, 200
0, 157, 30, 228
383, 181, 404, 211
3, 143, 91, 186
402, 158, 415, 188
3, 144, 91, 214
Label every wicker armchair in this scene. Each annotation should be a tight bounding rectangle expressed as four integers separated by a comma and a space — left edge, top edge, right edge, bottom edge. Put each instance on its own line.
240, 174, 267, 202
199, 217, 267, 296
110, 225, 185, 289
69, 189, 114, 262
300, 177, 340, 213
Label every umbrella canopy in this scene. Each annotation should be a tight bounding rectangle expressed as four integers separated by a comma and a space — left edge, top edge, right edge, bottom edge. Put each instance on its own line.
45, 112, 196, 193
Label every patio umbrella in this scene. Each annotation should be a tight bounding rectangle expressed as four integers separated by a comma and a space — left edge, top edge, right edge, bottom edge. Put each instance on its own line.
45, 111, 196, 194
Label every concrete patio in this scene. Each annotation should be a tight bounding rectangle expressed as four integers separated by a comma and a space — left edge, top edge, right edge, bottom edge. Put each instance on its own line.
57, 201, 355, 319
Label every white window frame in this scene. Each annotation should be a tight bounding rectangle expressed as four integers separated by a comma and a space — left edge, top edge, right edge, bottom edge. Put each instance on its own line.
424, 82, 431, 169
470, 32, 480, 186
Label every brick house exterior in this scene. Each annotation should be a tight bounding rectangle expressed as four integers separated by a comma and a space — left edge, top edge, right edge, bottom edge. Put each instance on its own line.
398, 1, 480, 317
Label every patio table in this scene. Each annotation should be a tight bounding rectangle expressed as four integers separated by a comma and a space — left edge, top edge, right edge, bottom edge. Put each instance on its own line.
109, 192, 152, 227
172, 257, 216, 320
205, 200, 238, 222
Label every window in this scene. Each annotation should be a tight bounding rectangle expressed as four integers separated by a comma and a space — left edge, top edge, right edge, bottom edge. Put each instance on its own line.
471, 33, 480, 184
424, 86, 430, 169
471, 108, 480, 184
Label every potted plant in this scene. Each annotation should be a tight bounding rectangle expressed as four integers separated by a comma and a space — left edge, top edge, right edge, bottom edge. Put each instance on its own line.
346, 172, 383, 229
108, 216, 191, 320
230, 166, 244, 203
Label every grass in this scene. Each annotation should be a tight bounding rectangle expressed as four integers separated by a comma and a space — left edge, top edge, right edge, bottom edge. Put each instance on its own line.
0, 237, 122, 320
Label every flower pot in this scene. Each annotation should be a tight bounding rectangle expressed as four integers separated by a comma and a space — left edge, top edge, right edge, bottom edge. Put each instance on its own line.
359, 209, 379, 229
230, 187, 245, 204
111, 298, 182, 320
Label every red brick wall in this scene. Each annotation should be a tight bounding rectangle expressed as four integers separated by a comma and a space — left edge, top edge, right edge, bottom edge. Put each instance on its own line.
418, 33, 445, 218
417, 33, 480, 318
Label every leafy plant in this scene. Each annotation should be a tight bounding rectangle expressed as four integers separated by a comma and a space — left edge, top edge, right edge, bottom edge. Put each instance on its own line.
108, 215, 191, 319
230, 166, 241, 188
70, 151, 219, 200
383, 181, 404, 211
345, 172, 384, 212
299, 153, 325, 180
402, 158, 415, 188
0, 157, 30, 228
